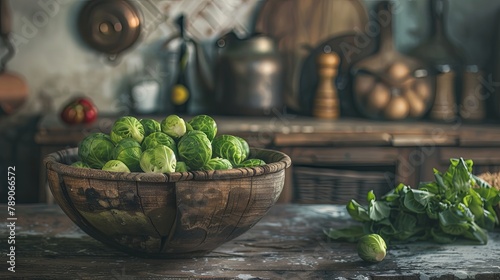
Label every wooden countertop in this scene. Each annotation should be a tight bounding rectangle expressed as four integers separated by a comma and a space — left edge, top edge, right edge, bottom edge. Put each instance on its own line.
1, 204, 499, 279
35, 114, 500, 147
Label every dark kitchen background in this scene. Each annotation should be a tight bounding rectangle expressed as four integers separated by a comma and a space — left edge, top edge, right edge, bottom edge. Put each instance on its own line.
2, 0, 500, 203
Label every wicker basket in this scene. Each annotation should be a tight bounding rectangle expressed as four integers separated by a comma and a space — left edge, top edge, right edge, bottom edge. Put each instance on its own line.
44, 147, 291, 258
477, 172, 500, 222
293, 166, 392, 204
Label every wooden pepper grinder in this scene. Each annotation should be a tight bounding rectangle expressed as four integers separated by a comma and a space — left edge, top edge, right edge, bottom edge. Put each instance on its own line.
312, 52, 340, 119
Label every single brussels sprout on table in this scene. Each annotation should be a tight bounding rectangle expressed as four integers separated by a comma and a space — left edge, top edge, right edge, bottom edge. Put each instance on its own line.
175, 161, 189, 172
110, 116, 145, 144
201, 157, 233, 171
140, 145, 177, 173
102, 159, 131, 173
237, 158, 266, 168
357, 234, 387, 263
71, 161, 90, 168
140, 118, 161, 137
178, 130, 212, 170
113, 138, 142, 172
187, 114, 217, 141
141, 132, 178, 156
78, 132, 115, 169
161, 115, 186, 139
212, 134, 246, 167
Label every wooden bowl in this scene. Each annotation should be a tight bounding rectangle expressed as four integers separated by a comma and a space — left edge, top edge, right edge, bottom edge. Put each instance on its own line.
44, 148, 291, 258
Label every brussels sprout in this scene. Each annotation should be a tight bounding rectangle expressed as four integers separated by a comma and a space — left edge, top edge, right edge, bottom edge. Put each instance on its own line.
186, 122, 193, 132
235, 136, 250, 160
140, 118, 161, 137
71, 161, 90, 168
161, 115, 186, 139
113, 138, 142, 172
141, 132, 178, 156
78, 133, 115, 169
357, 234, 387, 262
237, 158, 266, 168
187, 114, 217, 141
175, 161, 189, 172
110, 116, 145, 144
178, 130, 212, 170
140, 145, 177, 173
201, 157, 233, 171
212, 134, 246, 166
102, 159, 131, 172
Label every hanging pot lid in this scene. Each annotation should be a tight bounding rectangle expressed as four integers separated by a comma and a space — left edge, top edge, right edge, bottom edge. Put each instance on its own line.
78, 0, 142, 60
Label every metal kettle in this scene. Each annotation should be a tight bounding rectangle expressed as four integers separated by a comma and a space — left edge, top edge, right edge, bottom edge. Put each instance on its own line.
214, 32, 284, 115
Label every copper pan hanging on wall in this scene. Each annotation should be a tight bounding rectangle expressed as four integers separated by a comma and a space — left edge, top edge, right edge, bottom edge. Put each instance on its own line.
78, 0, 142, 62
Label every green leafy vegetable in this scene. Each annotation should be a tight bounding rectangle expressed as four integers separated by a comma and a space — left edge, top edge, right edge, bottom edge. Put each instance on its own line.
187, 114, 217, 141
161, 114, 186, 139
78, 133, 115, 169
177, 130, 212, 170
140, 145, 177, 173
102, 159, 130, 173
357, 234, 387, 262
326, 158, 500, 245
110, 116, 145, 144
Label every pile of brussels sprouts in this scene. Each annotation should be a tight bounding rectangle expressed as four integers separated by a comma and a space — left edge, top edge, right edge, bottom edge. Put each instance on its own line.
72, 114, 266, 173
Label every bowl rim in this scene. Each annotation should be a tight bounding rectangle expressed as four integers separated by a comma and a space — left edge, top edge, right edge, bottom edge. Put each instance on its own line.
44, 147, 291, 183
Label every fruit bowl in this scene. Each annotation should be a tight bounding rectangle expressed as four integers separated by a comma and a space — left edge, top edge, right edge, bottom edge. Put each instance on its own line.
44, 147, 291, 258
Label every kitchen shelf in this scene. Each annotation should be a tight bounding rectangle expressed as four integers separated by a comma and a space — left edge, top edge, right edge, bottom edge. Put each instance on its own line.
35, 114, 500, 204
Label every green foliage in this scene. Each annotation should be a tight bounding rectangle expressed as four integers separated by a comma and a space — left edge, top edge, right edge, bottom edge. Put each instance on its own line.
177, 130, 212, 170
187, 114, 217, 141
325, 158, 500, 245
113, 138, 142, 172
141, 132, 177, 156
161, 115, 186, 139
140, 145, 177, 173
357, 234, 387, 262
78, 133, 115, 169
237, 158, 266, 168
71, 161, 90, 168
212, 135, 246, 167
102, 159, 130, 173
201, 157, 233, 171
140, 118, 161, 137
110, 116, 145, 144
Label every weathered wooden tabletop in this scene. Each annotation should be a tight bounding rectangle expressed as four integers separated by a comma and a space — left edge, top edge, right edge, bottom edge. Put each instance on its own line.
1, 204, 499, 280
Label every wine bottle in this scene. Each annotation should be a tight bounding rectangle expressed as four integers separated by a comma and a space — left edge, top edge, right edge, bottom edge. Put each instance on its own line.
170, 15, 190, 114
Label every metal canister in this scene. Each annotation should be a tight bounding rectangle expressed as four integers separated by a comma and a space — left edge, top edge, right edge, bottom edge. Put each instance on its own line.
214, 32, 284, 115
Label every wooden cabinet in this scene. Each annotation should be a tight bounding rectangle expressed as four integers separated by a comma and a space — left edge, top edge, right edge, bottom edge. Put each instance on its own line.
36, 115, 500, 204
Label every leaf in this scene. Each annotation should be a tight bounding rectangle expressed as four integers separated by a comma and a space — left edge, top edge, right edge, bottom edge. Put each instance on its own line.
472, 174, 492, 189
430, 227, 456, 244
324, 226, 365, 242
452, 158, 474, 196
393, 212, 422, 240
346, 200, 370, 222
463, 221, 488, 245
403, 189, 433, 213
463, 189, 485, 220
419, 181, 439, 194
369, 200, 391, 222
367, 190, 376, 203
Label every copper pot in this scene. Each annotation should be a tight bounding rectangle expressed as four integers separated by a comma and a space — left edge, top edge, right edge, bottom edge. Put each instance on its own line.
78, 0, 142, 61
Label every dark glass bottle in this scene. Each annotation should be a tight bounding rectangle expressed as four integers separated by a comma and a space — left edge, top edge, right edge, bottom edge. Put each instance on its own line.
170, 15, 190, 115
410, 0, 464, 122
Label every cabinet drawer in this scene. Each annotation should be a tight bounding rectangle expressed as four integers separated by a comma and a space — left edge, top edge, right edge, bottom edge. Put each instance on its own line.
289, 147, 400, 166
293, 166, 393, 204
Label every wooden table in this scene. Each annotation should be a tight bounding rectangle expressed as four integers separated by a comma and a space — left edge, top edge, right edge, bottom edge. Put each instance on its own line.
1, 204, 499, 279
